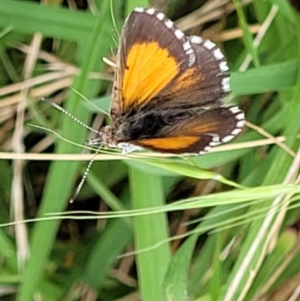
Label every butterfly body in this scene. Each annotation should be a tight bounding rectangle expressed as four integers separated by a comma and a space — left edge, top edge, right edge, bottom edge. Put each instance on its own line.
95, 7, 245, 154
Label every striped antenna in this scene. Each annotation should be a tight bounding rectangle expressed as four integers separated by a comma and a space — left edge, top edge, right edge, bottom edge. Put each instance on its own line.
43, 97, 103, 202
42, 98, 100, 136
69, 145, 102, 203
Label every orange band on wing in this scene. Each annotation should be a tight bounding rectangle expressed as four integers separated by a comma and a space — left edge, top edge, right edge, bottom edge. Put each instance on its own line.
137, 136, 199, 150
122, 42, 179, 108
171, 67, 200, 92
189, 121, 220, 133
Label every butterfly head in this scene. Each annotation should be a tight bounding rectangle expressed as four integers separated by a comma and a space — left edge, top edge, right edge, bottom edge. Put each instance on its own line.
88, 125, 116, 147
89, 124, 142, 154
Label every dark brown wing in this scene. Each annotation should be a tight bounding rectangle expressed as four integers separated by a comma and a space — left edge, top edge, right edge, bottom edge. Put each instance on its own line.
111, 7, 196, 116
155, 35, 230, 110
129, 106, 245, 154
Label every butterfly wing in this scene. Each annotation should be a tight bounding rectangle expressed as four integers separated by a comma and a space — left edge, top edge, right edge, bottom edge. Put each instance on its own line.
155, 35, 230, 110
129, 106, 245, 154
112, 8, 230, 115
111, 7, 196, 116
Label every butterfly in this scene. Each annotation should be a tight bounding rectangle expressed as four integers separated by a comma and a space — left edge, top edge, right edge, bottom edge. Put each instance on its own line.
94, 7, 245, 154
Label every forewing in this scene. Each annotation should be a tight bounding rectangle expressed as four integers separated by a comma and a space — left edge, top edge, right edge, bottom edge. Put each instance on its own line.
130, 107, 245, 154
155, 36, 230, 110
111, 8, 196, 116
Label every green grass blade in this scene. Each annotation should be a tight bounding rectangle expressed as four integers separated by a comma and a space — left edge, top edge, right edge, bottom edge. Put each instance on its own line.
0, 0, 95, 42
15, 2, 114, 300
130, 167, 170, 301
231, 60, 298, 95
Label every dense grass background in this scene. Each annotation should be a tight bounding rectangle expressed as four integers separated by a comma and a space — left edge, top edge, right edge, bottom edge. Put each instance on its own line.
1, 0, 300, 300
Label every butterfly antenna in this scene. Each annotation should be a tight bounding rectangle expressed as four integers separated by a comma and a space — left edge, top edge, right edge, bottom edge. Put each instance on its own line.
69, 145, 102, 203
42, 98, 100, 136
